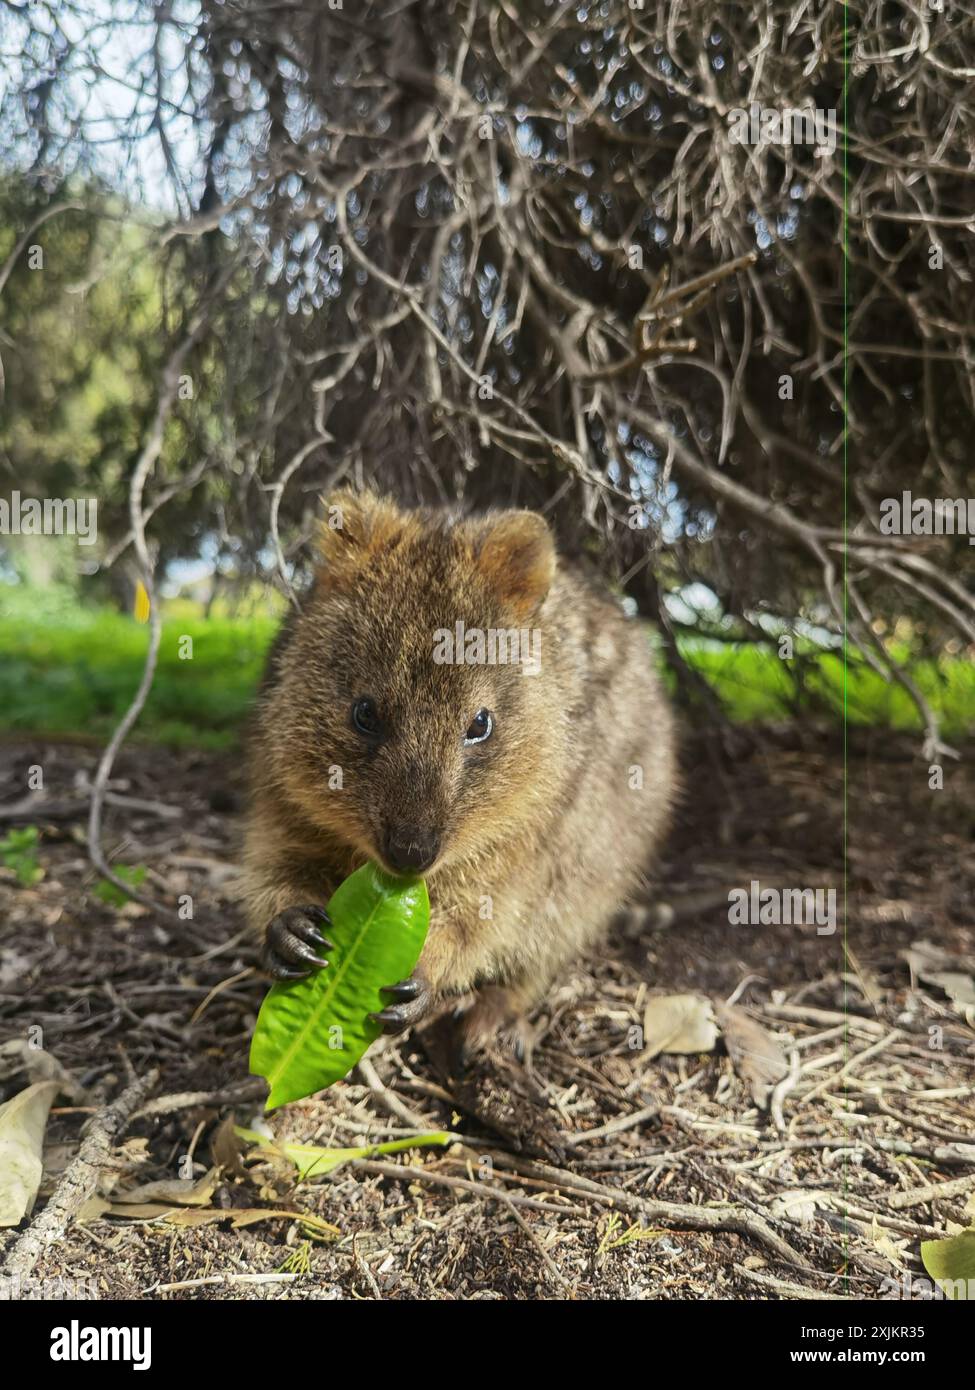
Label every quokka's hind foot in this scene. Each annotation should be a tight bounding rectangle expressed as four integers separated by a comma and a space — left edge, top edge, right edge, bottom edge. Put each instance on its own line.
417, 1001, 564, 1162
615, 888, 735, 940
454, 984, 539, 1064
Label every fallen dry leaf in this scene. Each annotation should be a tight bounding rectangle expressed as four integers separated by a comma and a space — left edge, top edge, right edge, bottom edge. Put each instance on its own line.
904, 940, 975, 1024
209, 1115, 247, 1177
770, 1189, 834, 1226
111, 1165, 221, 1207
0, 1080, 60, 1226
95, 1202, 340, 1236
713, 1002, 789, 1109
872, 1225, 909, 1270
0, 1040, 88, 1102
642, 994, 718, 1060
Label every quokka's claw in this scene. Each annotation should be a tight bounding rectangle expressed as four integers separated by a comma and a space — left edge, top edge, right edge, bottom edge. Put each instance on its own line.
263, 905, 333, 980
370, 974, 431, 1033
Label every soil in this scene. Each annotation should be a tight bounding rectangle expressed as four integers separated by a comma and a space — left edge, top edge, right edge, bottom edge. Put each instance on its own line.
1, 724, 972, 1300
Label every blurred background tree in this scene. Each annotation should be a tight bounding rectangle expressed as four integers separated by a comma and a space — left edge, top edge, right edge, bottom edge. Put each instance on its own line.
0, 0, 973, 749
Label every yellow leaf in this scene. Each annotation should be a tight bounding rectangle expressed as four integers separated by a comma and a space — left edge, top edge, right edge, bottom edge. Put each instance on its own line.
134, 581, 150, 624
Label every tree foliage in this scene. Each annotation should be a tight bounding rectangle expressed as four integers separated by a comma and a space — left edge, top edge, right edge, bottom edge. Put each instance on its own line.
1, 1, 973, 744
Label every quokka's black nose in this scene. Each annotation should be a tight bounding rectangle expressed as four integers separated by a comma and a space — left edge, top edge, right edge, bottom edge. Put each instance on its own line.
383, 828, 441, 874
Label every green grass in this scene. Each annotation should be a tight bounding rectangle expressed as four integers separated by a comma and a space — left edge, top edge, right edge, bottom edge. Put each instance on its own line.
0, 584, 972, 748
0, 584, 276, 749
681, 638, 975, 734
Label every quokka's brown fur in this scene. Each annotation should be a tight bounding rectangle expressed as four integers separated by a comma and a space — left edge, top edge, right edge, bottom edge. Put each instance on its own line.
242, 490, 677, 1045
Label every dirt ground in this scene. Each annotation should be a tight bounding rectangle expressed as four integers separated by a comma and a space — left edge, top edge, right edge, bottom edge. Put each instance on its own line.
1, 724, 973, 1300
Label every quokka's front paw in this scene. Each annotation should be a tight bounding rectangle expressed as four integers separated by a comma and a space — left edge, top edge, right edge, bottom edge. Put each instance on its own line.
370, 973, 432, 1035
262, 905, 333, 980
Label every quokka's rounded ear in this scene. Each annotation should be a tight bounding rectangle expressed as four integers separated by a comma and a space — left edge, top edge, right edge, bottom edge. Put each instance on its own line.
317, 490, 405, 585
473, 510, 556, 617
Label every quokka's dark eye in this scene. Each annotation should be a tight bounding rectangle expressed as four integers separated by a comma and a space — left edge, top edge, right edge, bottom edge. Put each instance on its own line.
351, 697, 382, 737
464, 708, 493, 745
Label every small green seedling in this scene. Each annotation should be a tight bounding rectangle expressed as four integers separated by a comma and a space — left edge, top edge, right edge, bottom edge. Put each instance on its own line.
249, 863, 430, 1108
0, 826, 44, 886
94, 863, 148, 905
235, 1126, 453, 1179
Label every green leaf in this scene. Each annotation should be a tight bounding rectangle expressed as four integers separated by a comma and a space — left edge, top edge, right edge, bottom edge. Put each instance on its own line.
0, 826, 43, 886
1, 827, 39, 853
234, 1126, 453, 1180
249, 864, 430, 1109
94, 863, 147, 906
921, 1228, 975, 1299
